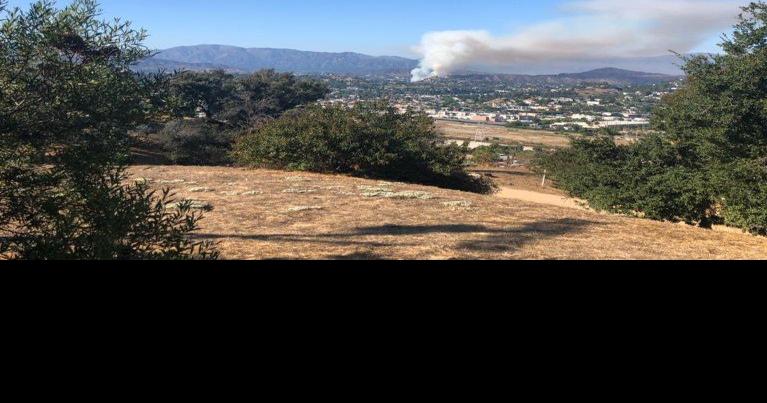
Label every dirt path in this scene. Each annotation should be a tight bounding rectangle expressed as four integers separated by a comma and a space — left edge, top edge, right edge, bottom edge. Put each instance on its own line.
496, 187, 590, 211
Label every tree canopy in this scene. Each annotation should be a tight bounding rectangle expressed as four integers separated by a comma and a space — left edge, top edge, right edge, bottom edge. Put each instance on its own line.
0, 0, 217, 259
143, 69, 329, 166
535, 2, 767, 234
165, 69, 329, 127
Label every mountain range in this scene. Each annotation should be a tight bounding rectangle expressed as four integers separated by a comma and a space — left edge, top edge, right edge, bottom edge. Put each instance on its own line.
448, 68, 681, 85
135, 45, 418, 75
557, 67, 680, 84
134, 44, 687, 82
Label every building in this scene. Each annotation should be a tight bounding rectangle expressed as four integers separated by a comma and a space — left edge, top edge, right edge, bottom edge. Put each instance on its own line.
598, 120, 651, 129
444, 140, 493, 150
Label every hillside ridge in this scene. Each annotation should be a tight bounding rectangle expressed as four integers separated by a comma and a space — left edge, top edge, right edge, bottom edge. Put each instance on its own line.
134, 44, 687, 79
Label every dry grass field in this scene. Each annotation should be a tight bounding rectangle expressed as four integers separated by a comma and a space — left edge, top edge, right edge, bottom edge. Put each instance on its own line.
128, 165, 767, 260
436, 119, 641, 147
436, 120, 574, 148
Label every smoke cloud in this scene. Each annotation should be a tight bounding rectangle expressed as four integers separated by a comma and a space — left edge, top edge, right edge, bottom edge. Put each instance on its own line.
410, 0, 745, 81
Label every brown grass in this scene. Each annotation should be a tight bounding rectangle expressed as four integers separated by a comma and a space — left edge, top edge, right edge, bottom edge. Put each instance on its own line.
436, 120, 574, 148
128, 165, 767, 260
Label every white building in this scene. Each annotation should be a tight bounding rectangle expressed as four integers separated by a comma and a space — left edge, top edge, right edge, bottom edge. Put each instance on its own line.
445, 140, 493, 150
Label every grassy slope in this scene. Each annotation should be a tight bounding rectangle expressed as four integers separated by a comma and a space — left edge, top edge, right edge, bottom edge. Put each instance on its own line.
129, 165, 767, 260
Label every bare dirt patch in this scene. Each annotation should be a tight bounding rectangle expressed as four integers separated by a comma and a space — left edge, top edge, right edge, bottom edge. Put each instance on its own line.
471, 166, 565, 196
497, 187, 590, 211
127, 165, 767, 260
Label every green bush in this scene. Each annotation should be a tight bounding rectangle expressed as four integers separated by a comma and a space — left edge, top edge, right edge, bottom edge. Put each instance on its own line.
535, 137, 630, 212
233, 102, 495, 194
470, 144, 520, 166
0, 166, 219, 259
472, 146, 501, 166
717, 160, 767, 235
536, 133, 721, 225
153, 120, 236, 165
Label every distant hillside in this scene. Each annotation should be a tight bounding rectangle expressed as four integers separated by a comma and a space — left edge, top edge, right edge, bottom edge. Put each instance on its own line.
466, 54, 691, 76
451, 68, 680, 85
133, 44, 688, 82
133, 57, 247, 74
557, 67, 680, 84
135, 45, 419, 75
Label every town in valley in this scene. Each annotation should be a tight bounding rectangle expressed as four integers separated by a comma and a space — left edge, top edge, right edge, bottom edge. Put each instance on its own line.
316, 71, 681, 136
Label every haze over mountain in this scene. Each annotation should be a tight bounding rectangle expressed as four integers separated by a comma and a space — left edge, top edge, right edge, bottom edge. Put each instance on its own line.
134, 44, 692, 77
557, 67, 680, 84
442, 68, 679, 86
463, 55, 688, 76
135, 45, 418, 75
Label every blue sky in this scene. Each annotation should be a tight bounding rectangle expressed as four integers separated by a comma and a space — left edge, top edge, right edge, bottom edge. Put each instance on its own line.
3, 0, 730, 56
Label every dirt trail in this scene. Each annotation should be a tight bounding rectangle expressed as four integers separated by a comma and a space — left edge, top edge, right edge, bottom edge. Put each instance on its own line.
496, 187, 590, 211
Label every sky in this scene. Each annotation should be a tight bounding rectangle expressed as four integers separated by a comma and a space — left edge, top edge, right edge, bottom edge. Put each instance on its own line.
2, 0, 741, 57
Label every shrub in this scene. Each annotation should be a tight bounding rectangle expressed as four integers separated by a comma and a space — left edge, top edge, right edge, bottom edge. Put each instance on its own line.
472, 146, 501, 166
0, 167, 219, 259
233, 102, 495, 194
470, 144, 520, 166
153, 120, 236, 165
534, 137, 631, 212
717, 159, 767, 236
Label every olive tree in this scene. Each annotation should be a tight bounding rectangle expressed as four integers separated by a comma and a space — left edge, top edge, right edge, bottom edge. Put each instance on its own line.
0, 0, 218, 259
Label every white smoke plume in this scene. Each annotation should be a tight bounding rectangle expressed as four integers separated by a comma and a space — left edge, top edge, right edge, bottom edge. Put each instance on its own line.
410, 0, 745, 81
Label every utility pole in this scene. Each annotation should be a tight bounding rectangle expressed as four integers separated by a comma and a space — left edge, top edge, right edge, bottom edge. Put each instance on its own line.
474, 127, 484, 143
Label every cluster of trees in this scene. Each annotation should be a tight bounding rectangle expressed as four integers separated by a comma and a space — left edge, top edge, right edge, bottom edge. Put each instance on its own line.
535, 2, 767, 235
150, 72, 495, 193
141, 69, 330, 165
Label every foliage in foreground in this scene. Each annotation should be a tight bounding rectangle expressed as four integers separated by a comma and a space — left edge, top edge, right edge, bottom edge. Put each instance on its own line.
233, 102, 496, 194
0, 169, 219, 259
0, 0, 217, 259
535, 2, 767, 235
